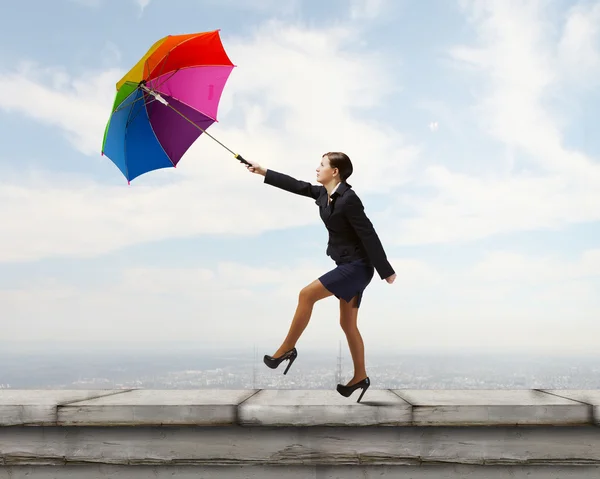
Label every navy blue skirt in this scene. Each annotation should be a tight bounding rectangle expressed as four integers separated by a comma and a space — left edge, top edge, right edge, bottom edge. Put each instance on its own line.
318, 258, 375, 308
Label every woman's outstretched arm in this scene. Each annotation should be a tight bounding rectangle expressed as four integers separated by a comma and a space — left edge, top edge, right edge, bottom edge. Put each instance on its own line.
245, 160, 322, 200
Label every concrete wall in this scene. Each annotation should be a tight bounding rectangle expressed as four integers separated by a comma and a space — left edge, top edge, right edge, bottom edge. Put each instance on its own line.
1, 388, 600, 478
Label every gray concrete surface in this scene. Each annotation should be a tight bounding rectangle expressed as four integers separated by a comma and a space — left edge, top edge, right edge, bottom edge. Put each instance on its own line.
0, 390, 130, 426
239, 388, 411, 426
58, 389, 259, 426
1, 425, 599, 466
2, 389, 600, 478
2, 389, 599, 427
541, 389, 600, 426
3, 465, 600, 478
393, 389, 592, 426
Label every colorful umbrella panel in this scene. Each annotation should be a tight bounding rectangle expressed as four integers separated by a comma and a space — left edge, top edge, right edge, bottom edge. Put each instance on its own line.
101, 30, 235, 183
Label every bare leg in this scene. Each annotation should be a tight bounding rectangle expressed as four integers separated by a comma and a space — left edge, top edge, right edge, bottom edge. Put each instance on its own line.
339, 295, 367, 386
272, 279, 333, 358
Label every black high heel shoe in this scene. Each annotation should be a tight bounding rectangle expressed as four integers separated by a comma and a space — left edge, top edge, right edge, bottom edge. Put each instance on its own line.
336, 377, 370, 403
263, 347, 297, 375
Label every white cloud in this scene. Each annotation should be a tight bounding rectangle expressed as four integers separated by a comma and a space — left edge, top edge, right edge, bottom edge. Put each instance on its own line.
0, 63, 117, 155
205, 0, 300, 15
470, 249, 600, 283
67, 0, 151, 11
350, 0, 388, 19
67, 0, 102, 6
135, 0, 151, 11
558, 2, 600, 85
389, 0, 600, 246
0, 259, 333, 347
0, 20, 416, 262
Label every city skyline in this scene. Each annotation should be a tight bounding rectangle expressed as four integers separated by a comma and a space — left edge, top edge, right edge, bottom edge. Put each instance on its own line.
2, 345, 599, 390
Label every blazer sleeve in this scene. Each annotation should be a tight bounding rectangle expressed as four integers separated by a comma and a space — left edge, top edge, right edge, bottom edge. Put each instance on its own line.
344, 194, 395, 280
263, 169, 323, 200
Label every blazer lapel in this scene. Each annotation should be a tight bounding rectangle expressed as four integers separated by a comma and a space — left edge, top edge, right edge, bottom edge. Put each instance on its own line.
317, 182, 350, 223
316, 192, 331, 221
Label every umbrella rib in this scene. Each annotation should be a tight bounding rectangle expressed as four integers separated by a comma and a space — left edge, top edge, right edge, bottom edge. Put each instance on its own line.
138, 83, 234, 159
112, 81, 165, 114
163, 100, 235, 156
147, 63, 235, 82
144, 65, 234, 122
157, 91, 217, 122
143, 92, 176, 168
149, 67, 181, 92
145, 49, 173, 88
126, 93, 152, 127
113, 94, 147, 114
142, 31, 231, 82
121, 93, 144, 182
144, 62, 232, 121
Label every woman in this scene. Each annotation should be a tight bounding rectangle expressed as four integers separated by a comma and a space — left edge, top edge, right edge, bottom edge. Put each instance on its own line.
245, 152, 396, 403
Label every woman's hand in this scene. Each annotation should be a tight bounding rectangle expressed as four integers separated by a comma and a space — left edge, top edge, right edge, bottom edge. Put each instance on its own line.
245, 160, 266, 176
385, 273, 396, 284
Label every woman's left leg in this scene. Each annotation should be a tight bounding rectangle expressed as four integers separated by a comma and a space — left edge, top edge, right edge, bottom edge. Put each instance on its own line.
272, 278, 333, 358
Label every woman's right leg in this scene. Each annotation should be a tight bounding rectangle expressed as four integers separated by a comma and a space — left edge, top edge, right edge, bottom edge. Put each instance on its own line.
339, 295, 367, 386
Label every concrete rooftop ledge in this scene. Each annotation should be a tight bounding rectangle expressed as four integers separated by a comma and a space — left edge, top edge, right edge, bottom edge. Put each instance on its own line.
0, 388, 599, 427
2, 389, 600, 477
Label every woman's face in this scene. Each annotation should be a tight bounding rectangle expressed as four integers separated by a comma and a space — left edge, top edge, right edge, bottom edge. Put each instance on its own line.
316, 155, 338, 184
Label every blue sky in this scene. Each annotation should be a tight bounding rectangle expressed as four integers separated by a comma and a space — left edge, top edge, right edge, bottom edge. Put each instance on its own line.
1, 0, 599, 356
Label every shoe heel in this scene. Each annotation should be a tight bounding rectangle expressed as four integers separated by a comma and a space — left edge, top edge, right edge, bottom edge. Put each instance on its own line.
356, 385, 369, 403
283, 354, 296, 375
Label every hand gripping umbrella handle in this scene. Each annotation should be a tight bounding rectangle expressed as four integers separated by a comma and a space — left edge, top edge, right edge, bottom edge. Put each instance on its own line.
234, 153, 251, 166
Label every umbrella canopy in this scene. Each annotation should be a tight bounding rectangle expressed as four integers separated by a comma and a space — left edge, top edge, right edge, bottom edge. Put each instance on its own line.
101, 30, 238, 183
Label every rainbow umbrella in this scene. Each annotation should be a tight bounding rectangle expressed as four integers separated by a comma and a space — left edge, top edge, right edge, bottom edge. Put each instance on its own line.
101, 30, 249, 183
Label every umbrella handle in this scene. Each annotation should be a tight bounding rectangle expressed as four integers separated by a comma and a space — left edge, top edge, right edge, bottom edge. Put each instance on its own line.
234, 153, 251, 166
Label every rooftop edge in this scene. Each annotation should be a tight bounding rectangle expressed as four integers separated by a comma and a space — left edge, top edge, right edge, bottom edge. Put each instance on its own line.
0, 388, 599, 427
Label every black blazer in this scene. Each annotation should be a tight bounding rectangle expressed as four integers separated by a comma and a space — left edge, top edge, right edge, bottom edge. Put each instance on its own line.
264, 169, 395, 280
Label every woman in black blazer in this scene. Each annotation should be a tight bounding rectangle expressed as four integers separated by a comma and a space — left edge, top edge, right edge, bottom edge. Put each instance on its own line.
246, 152, 396, 402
